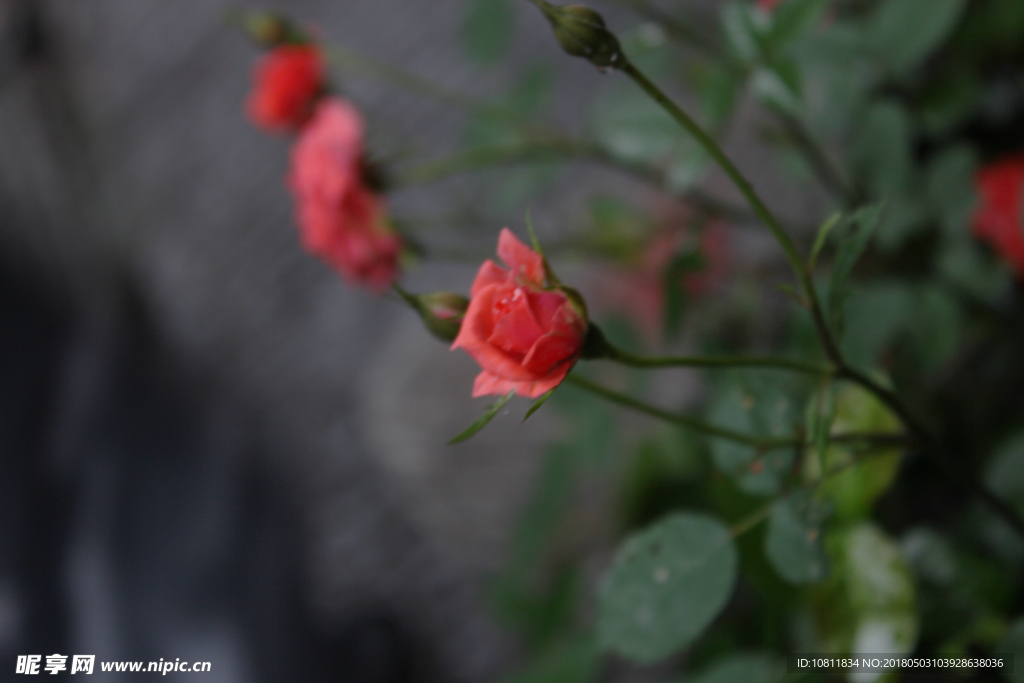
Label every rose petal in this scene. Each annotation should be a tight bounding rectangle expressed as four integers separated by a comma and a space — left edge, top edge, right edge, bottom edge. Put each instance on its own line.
472, 371, 520, 397
497, 228, 545, 286
471, 260, 509, 297
526, 289, 569, 329
521, 330, 581, 375
487, 290, 545, 356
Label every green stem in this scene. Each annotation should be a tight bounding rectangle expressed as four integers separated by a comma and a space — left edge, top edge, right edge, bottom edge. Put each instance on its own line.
397, 140, 755, 223
617, 60, 845, 364
729, 500, 775, 538
604, 343, 833, 376
610, 58, 1024, 542
566, 374, 796, 449
565, 374, 904, 452
324, 45, 550, 137
619, 61, 806, 279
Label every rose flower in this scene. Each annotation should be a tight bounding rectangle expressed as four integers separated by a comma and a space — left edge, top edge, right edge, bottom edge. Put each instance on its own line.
452, 229, 588, 398
246, 44, 325, 132
973, 154, 1024, 278
288, 98, 401, 292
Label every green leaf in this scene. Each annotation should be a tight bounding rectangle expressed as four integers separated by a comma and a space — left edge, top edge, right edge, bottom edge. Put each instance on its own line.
690, 63, 739, 128
687, 653, 783, 683
839, 280, 913, 370
590, 83, 709, 192
812, 523, 918, 657
765, 491, 830, 584
461, 0, 515, 65
808, 211, 843, 273
597, 513, 738, 663
849, 100, 914, 197
817, 385, 903, 521
709, 374, 800, 496
874, 195, 928, 253
805, 381, 836, 461
449, 391, 515, 443
768, 0, 829, 45
827, 203, 883, 333
866, 0, 967, 76
925, 144, 978, 239
523, 389, 555, 422
751, 65, 801, 114
721, 2, 764, 64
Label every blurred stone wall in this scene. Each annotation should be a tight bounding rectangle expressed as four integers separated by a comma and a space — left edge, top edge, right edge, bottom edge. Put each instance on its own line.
0, 0, 829, 681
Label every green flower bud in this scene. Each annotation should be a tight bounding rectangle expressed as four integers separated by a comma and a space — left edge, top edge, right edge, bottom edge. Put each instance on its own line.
400, 289, 469, 343
228, 10, 308, 48
531, 1, 624, 69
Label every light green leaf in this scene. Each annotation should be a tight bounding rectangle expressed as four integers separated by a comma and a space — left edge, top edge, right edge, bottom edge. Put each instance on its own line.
523, 389, 555, 422
751, 66, 800, 114
812, 523, 919, 658
597, 513, 738, 663
721, 2, 764, 64
765, 491, 830, 584
449, 391, 515, 444
461, 0, 515, 65
808, 211, 843, 273
866, 0, 967, 76
817, 385, 903, 521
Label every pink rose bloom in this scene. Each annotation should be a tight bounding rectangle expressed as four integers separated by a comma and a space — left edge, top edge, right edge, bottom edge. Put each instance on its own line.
288, 98, 401, 292
452, 229, 588, 398
246, 45, 325, 132
973, 154, 1024, 278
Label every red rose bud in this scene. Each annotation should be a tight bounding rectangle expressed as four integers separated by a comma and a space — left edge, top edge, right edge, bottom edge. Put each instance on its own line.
973, 154, 1024, 278
530, 1, 624, 69
288, 98, 402, 292
246, 44, 326, 132
399, 290, 470, 342
452, 229, 588, 398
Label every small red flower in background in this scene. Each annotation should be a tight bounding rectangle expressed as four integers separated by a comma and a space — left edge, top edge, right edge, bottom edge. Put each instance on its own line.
247, 44, 325, 131
452, 229, 588, 398
973, 154, 1024, 278
288, 98, 401, 292
590, 221, 731, 339
757, 0, 782, 11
